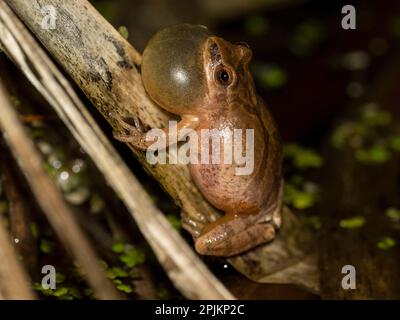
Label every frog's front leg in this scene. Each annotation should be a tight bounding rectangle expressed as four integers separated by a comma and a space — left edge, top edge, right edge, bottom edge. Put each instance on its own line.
113, 116, 150, 150
194, 214, 276, 257
114, 115, 200, 150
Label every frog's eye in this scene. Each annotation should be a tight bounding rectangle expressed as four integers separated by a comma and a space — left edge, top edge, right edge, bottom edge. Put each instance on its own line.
215, 67, 233, 86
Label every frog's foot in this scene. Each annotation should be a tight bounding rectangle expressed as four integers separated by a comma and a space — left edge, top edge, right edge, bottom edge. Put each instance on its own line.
181, 210, 215, 239
194, 217, 276, 257
113, 116, 149, 150
181, 213, 202, 238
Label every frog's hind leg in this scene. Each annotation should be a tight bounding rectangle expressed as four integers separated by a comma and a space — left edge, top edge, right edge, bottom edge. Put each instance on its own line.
194, 214, 276, 257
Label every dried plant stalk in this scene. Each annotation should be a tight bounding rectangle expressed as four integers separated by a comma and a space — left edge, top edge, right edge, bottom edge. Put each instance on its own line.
0, 211, 35, 299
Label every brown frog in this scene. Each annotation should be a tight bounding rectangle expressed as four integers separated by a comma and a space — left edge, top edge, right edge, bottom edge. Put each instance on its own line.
115, 24, 283, 257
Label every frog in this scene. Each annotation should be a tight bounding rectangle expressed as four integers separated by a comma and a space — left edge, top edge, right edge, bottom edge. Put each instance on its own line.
114, 24, 283, 257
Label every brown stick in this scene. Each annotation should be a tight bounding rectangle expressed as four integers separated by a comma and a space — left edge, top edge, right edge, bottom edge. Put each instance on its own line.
0, 210, 35, 299
0, 1, 234, 299
1, 157, 38, 271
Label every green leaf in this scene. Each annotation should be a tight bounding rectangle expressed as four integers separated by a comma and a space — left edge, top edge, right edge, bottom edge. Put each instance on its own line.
116, 284, 133, 294
362, 109, 391, 126
284, 183, 317, 210
111, 241, 125, 254
106, 269, 117, 280
339, 216, 365, 229
389, 135, 400, 152
377, 237, 396, 250
53, 287, 69, 297
119, 247, 145, 268
386, 207, 400, 222
56, 273, 66, 284
111, 267, 128, 278
355, 146, 391, 164
68, 287, 82, 299
40, 239, 55, 254
30, 223, 39, 238
283, 144, 323, 169
257, 66, 287, 89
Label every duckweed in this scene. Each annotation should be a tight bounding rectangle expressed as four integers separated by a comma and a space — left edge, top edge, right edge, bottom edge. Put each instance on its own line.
339, 216, 365, 229
377, 237, 396, 250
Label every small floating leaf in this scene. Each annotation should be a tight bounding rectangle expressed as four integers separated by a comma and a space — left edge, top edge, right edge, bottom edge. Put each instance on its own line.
283, 144, 323, 169
386, 208, 400, 222
339, 216, 365, 229
116, 284, 133, 294
56, 273, 66, 284
389, 135, 400, 152
40, 239, 55, 254
257, 65, 288, 89
355, 146, 390, 164
53, 287, 69, 297
284, 184, 317, 210
361, 109, 391, 126
120, 246, 145, 268
111, 267, 128, 278
30, 222, 39, 238
377, 237, 396, 250
111, 241, 125, 254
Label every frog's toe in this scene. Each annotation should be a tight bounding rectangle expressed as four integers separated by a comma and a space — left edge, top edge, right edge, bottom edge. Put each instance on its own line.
195, 222, 275, 257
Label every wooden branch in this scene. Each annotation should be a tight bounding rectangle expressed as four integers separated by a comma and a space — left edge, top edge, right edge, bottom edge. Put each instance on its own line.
0, 81, 121, 300
4, 0, 319, 292
0, 1, 234, 299
0, 211, 35, 299
2, 157, 38, 271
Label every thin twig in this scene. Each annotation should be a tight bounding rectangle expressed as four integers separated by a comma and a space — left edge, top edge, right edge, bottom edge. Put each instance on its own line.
0, 209, 35, 299
2, 157, 38, 270
0, 1, 234, 299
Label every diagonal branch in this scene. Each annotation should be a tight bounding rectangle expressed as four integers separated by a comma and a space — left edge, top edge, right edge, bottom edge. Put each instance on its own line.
0, 208, 35, 299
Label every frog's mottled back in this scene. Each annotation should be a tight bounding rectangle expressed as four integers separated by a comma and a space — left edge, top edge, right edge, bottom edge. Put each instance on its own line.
142, 24, 211, 114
